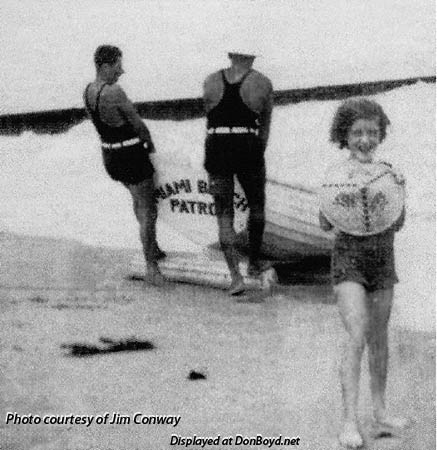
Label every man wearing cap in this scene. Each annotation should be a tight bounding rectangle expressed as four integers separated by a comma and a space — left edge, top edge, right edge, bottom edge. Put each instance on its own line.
203, 49, 273, 295
84, 45, 165, 285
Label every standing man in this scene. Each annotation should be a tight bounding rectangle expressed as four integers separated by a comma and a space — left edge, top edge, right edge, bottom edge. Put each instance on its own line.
203, 49, 273, 295
84, 45, 165, 285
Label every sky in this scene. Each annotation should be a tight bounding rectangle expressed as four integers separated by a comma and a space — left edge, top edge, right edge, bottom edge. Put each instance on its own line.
1, 0, 435, 113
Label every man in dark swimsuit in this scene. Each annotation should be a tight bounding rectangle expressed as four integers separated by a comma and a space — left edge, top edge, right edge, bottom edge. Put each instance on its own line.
84, 45, 165, 285
203, 49, 273, 295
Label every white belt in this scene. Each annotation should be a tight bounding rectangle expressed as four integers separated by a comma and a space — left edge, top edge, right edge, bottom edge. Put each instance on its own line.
101, 137, 143, 149
207, 127, 259, 135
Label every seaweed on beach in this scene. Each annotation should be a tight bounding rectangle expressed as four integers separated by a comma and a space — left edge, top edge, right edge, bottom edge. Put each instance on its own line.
61, 343, 102, 356
61, 337, 155, 357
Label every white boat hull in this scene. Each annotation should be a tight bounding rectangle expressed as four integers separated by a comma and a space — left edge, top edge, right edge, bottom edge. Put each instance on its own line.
153, 166, 333, 259
264, 179, 333, 257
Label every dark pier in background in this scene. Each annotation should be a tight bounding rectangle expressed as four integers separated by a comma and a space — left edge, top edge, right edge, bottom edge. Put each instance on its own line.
0, 75, 434, 136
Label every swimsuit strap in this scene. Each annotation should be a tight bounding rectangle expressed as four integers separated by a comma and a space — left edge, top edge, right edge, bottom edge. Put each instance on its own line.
221, 69, 252, 86
84, 83, 107, 120
239, 69, 252, 85
93, 83, 108, 121
84, 83, 92, 112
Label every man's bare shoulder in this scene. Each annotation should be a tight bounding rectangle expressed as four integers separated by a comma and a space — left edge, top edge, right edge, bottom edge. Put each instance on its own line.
203, 70, 223, 87
203, 71, 223, 102
101, 83, 128, 102
247, 70, 273, 92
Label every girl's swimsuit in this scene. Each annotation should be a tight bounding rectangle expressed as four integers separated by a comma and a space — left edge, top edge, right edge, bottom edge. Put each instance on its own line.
331, 210, 404, 292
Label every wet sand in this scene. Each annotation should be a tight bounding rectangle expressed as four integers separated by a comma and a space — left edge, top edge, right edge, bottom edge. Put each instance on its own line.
0, 232, 435, 450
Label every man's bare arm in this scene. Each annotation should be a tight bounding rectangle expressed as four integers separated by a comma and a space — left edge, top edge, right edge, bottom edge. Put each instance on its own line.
111, 86, 154, 145
203, 73, 221, 113
83, 90, 91, 118
258, 82, 273, 150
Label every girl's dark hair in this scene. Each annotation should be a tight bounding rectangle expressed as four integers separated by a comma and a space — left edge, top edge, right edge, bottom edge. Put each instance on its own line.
94, 45, 122, 67
330, 98, 390, 148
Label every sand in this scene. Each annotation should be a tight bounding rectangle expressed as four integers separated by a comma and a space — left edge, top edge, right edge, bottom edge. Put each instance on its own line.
0, 232, 435, 450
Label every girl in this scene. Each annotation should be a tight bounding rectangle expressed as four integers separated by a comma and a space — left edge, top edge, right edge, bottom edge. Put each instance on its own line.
320, 98, 408, 448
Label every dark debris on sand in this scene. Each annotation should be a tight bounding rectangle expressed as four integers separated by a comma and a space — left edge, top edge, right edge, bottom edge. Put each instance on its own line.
61, 337, 155, 357
375, 431, 394, 439
188, 370, 207, 380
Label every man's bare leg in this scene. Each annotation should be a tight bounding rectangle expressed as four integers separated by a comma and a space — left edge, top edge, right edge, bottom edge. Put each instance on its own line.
336, 281, 368, 448
126, 178, 164, 285
247, 204, 266, 277
239, 171, 266, 277
217, 214, 245, 295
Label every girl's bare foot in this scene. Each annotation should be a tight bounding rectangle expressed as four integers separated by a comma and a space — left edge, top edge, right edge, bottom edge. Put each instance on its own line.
339, 422, 364, 448
375, 412, 410, 429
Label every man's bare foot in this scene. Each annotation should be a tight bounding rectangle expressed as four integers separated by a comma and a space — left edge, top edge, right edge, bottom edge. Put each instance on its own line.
247, 260, 271, 277
144, 265, 165, 286
374, 413, 410, 429
229, 278, 246, 296
338, 422, 363, 448
144, 272, 165, 286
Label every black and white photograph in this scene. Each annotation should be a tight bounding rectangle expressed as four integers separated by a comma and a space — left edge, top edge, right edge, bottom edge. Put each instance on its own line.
1, 1, 435, 449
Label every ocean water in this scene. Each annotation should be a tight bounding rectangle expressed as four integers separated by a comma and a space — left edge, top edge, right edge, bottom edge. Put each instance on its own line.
0, 82, 434, 331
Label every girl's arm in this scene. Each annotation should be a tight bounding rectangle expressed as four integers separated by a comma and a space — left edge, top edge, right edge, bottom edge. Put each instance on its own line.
393, 206, 406, 231
380, 161, 406, 231
319, 210, 333, 231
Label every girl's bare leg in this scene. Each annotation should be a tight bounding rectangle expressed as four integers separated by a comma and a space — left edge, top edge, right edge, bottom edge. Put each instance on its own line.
336, 281, 368, 448
367, 288, 409, 428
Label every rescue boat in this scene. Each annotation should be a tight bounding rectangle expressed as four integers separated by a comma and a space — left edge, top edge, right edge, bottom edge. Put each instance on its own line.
151, 163, 333, 261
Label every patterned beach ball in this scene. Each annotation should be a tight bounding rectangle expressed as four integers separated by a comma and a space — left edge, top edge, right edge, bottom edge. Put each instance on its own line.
319, 160, 405, 236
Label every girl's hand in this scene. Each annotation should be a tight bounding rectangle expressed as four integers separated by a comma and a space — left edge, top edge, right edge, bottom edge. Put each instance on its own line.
392, 170, 406, 186
379, 161, 405, 186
